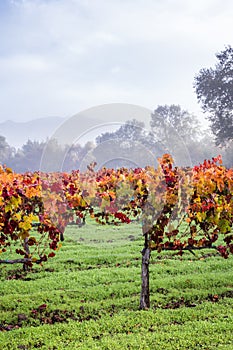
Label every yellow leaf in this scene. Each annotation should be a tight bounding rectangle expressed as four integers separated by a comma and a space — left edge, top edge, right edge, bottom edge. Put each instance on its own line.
13, 213, 22, 221
80, 198, 86, 207
11, 196, 22, 208
19, 221, 32, 231
29, 214, 39, 222
196, 212, 203, 222
5, 204, 12, 213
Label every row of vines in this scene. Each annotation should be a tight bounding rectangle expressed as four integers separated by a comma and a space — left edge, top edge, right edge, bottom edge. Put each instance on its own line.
0, 154, 233, 308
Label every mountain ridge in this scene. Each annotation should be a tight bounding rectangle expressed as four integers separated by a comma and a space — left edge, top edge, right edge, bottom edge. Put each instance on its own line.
0, 116, 66, 149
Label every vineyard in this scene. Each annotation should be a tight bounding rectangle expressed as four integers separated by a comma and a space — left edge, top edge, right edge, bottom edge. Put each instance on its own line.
0, 154, 233, 308
0, 154, 233, 348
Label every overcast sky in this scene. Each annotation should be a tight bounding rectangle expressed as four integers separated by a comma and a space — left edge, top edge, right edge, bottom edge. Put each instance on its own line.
0, 0, 232, 124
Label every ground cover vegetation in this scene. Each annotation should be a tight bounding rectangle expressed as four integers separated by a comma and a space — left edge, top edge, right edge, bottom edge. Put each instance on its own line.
0, 221, 233, 349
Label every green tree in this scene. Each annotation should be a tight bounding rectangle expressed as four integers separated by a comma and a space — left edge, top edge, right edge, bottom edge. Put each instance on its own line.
96, 119, 146, 145
221, 140, 233, 167
0, 136, 14, 165
95, 119, 161, 168
63, 141, 95, 172
8, 140, 46, 172
150, 105, 201, 166
194, 46, 233, 146
150, 105, 200, 143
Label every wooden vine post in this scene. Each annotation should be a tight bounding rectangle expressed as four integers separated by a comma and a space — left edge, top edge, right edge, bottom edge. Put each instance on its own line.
140, 233, 150, 309
23, 238, 30, 271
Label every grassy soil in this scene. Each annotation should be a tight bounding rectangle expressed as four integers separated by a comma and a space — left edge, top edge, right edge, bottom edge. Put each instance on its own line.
0, 221, 233, 349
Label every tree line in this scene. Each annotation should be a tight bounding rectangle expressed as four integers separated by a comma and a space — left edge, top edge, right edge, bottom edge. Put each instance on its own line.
0, 107, 232, 173
0, 46, 232, 172
0, 137, 95, 173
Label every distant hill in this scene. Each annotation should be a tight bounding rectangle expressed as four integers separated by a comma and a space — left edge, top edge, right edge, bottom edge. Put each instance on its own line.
0, 117, 66, 149
0, 105, 152, 149
0, 115, 113, 149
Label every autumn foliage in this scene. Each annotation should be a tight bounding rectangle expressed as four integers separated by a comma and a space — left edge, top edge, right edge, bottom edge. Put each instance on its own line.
0, 154, 232, 267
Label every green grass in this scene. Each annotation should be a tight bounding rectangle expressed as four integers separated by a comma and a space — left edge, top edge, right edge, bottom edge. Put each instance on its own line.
0, 221, 233, 349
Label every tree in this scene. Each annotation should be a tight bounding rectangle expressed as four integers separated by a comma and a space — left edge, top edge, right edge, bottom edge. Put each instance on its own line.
96, 119, 146, 145
186, 130, 221, 166
221, 140, 233, 167
95, 119, 161, 168
63, 141, 95, 172
151, 105, 200, 143
9, 140, 46, 173
0, 136, 14, 165
150, 105, 201, 166
194, 46, 233, 146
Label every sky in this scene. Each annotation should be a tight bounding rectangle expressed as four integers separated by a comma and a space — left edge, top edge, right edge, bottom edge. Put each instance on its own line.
0, 0, 232, 125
